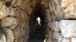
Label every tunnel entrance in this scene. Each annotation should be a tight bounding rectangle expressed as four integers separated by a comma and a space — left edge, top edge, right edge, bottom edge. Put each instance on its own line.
28, 1, 48, 42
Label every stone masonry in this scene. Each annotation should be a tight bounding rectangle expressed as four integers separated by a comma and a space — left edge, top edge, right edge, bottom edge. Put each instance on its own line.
0, 0, 76, 42
48, 0, 76, 42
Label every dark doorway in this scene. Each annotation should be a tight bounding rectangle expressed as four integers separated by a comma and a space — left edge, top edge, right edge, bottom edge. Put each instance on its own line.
28, 0, 48, 42
28, 16, 45, 42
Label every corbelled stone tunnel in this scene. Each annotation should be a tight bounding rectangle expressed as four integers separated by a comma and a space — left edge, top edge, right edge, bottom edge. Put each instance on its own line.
0, 0, 76, 42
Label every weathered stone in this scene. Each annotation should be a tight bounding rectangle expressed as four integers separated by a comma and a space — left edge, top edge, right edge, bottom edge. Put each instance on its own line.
63, 0, 75, 19
1, 17, 18, 30
51, 21, 60, 31
4, 28, 14, 42
1, 0, 76, 42
61, 0, 73, 7
47, 31, 52, 42
0, 0, 11, 4
49, 0, 76, 20
23, 35, 29, 42
13, 22, 29, 40
13, 27, 24, 39
11, 0, 22, 7
8, 7, 17, 17
0, 2, 9, 19
60, 20, 76, 38
17, 38, 24, 42
62, 38, 71, 42
52, 32, 59, 40
24, 3, 33, 14
52, 31, 62, 42
30, 0, 36, 8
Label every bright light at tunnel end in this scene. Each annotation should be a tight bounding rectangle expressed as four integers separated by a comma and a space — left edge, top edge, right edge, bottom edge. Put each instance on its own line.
37, 17, 41, 24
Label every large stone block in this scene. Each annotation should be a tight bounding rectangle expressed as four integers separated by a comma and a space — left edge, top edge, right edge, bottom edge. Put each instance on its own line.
0, 1, 9, 19
1, 17, 18, 30
49, 0, 76, 20
62, 0, 75, 19
60, 20, 76, 38
61, 0, 73, 7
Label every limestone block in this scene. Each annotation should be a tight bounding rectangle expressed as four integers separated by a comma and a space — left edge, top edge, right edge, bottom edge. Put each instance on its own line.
0, 1, 9, 19
62, 38, 71, 42
61, 0, 73, 7
71, 37, 76, 42
4, 28, 14, 42
60, 20, 76, 38
1, 17, 18, 30
63, 0, 75, 19
62, 0, 75, 19
51, 21, 60, 32
49, 0, 76, 19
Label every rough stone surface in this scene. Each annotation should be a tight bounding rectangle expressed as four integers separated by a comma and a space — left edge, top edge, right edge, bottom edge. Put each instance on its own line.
1, 17, 18, 30
60, 20, 76, 38
0, 2, 9, 19
51, 21, 60, 31
62, 0, 75, 19
4, 28, 14, 42
49, 0, 76, 20
62, 38, 71, 42
0, 0, 76, 42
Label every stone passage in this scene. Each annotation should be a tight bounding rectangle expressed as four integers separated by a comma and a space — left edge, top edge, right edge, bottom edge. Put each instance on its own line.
0, 0, 76, 42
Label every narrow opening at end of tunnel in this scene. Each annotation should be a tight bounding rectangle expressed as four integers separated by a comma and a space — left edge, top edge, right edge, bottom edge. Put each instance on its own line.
36, 17, 41, 26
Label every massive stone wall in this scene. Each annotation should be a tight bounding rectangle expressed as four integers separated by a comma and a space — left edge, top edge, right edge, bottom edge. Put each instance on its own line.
0, 0, 76, 42
0, 0, 37, 42
48, 0, 76, 42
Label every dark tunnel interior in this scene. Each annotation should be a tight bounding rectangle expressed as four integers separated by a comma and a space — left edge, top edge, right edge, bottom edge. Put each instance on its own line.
28, 1, 48, 42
